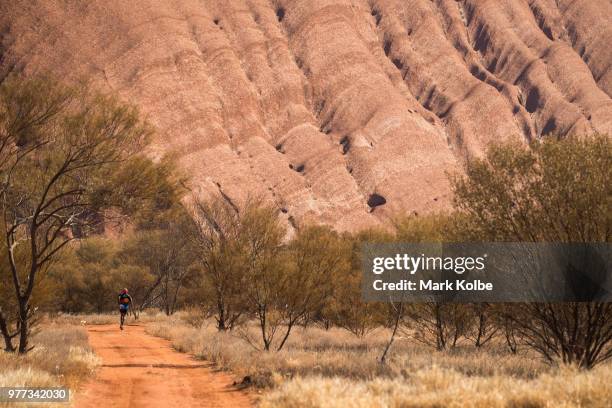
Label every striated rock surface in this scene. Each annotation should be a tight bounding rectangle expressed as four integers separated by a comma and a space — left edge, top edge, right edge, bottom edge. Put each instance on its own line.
1, 0, 610, 231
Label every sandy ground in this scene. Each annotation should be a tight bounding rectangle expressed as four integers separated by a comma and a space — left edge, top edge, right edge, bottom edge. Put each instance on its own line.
74, 324, 253, 408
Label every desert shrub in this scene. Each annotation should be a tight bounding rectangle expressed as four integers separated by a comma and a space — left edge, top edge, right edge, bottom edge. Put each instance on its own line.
452, 135, 612, 368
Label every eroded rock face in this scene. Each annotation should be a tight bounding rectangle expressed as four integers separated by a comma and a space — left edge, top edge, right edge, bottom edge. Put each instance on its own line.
1, 0, 610, 231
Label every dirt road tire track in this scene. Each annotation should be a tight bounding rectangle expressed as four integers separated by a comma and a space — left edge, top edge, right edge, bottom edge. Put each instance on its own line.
74, 324, 252, 408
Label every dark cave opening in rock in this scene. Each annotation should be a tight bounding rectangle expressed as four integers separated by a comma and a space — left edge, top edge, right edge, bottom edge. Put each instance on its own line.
541, 117, 557, 136
383, 39, 392, 56
289, 163, 305, 173
340, 135, 350, 154
525, 88, 540, 113
367, 193, 386, 209
371, 8, 382, 25
469, 65, 486, 81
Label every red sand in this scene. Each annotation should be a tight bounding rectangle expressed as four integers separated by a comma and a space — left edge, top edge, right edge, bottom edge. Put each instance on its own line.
74, 324, 252, 408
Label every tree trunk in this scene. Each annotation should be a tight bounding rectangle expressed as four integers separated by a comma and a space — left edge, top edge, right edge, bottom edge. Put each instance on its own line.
505, 324, 517, 354
217, 315, 226, 331
380, 303, 403, 364
0, 312, 16, 352
169, 284, 181, 315
258, 306, 271, 351
276, 320, 296, 351
163, 275, 170, 315
17, 300, 29, 354
435, 304, 446, 351
475, 313, 485, 347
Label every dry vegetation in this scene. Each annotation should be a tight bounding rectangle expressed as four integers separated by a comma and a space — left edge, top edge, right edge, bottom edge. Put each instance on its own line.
0, 323, 98, 407
142, 314, 610, 407
259, 365, 612, 408
5, 311, 607, 407
47, 310, 173, 326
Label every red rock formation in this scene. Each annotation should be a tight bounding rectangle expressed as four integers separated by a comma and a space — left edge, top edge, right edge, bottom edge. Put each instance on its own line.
1, 0, 610, 231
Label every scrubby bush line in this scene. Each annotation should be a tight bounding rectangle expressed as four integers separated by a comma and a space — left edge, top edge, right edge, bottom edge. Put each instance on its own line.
16, 135, 612, 372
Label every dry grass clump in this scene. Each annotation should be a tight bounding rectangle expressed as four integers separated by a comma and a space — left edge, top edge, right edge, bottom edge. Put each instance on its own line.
0, 323, 98, 407
147, 321, 391, 387
145, 318, 546, 388
0, 367, 59, 408
46, 310, 174, 326
0, 366, 57, 388
259, 364, 612, 408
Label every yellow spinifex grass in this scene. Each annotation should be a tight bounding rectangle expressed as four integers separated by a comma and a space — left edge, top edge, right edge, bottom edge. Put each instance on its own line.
260, 365, 612, 408
0, 323, 99, 408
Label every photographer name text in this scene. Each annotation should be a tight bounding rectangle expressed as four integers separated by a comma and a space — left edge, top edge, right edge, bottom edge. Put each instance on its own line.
372, 279, 493, 291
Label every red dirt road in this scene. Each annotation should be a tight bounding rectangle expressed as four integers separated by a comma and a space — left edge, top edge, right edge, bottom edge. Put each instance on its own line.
74, 324, 252, 408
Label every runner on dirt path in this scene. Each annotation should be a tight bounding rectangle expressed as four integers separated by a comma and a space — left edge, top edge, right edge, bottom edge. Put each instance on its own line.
117, 288, 133, 330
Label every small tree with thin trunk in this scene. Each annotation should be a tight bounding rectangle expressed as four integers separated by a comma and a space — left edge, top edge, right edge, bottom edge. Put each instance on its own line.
241, 223, 351, 351
394, 215, 471, 351
238, 204, 285, 351
119, 213, 194, 316
189, 195, 249, 331
0, 76, 154, 353
329, 230, 388, 338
